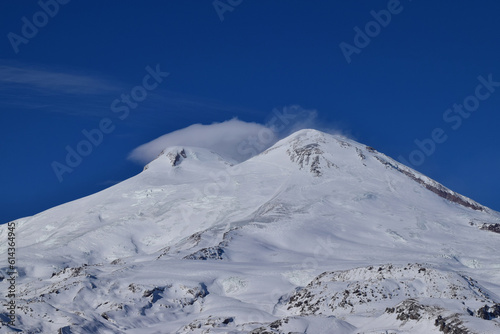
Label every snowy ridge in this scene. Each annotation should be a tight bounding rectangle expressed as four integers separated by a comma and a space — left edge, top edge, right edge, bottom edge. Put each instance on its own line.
1, 129, 499, 333
265, 129, 486, 211
285, 264, 499, 327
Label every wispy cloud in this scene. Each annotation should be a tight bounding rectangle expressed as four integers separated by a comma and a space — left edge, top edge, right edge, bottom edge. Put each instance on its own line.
0, 61, 126, 117
0, 65, 120, 95
0, 62, 261, 118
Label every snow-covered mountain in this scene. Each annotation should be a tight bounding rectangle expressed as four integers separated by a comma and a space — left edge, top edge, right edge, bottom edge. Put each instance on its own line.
1, 129, 500, 333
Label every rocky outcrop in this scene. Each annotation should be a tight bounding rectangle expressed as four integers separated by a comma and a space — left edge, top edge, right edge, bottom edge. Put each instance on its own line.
286, 142, 336, 176
166, 148, 187, 166
479, 223, 500, 233
183, 246, 225, 260
476, 304, 500, 320
286, 263, 497, 324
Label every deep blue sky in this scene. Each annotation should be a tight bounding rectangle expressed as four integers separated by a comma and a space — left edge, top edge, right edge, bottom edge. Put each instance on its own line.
1, 1, 499, 224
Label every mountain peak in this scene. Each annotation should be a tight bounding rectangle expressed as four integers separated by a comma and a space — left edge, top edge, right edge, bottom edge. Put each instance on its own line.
164, 147, 187, 166
143, 146, 233, 172
254, 129, 364, 176
253, 129, 487, 211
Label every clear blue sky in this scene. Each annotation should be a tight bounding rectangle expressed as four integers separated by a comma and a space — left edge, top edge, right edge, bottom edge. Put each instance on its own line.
1, 1, 500, 224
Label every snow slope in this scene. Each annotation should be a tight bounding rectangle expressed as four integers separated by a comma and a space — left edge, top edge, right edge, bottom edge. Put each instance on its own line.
1, 129, 500, 333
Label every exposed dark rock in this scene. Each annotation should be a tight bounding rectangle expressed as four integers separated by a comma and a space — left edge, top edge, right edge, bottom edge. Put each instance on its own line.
51, 266, 86, 279
310, 155, 321, 176
434, 315, 470, 334
476, 304, 500, 320
187, 283, 209, 300
183, 229, 234, 260
155, 246, 171, 260
110, 259, 122, 265
286, 263, 496, 319
337, 140, 351, 148
182, 315, 234, 332
365, 146, 376, 153
479, 223, 500, 233
166, 149, 187, 166
393, 299, 425, 321
143, 286, 165, 303
355, 147, 366, 160
286, 142, 337, 176
183, 246, 225, 260
248, 317, 292, 334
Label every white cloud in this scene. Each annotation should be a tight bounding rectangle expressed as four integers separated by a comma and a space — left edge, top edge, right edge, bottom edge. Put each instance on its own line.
128, 105, 347, 165
128, 118, 275, 164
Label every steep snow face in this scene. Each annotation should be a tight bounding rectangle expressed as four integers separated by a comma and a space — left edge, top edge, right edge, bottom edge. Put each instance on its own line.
252, 129, 485, 211
1, 129, 500, 333
0, 146, 235, 264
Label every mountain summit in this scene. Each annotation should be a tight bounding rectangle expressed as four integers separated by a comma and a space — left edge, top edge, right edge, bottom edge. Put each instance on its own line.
1, 129, 500, 333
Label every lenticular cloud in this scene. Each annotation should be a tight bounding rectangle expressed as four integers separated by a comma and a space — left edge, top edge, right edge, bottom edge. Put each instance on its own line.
128, 118, 275, 164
